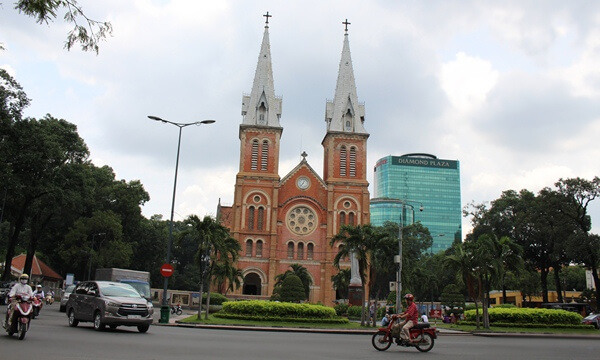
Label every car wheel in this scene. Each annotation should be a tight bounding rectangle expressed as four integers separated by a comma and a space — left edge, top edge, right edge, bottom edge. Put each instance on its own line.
93, 312, 105, 331
68, 309, 79, 327
137, 324, 150, 333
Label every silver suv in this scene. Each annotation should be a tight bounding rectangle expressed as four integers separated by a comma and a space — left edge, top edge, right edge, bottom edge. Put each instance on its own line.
66, 281, 153, 333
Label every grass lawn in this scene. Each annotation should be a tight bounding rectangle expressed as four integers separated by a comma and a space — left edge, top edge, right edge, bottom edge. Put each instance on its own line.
179, 315, 372, 330
179, 315, 600, 335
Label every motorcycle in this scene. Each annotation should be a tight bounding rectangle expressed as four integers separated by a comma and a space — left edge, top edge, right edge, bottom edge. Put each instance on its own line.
371, 314, 437, 353
170, 304, 182, 315
3, 294, 33, 340
44, 294, 54, 305
32, 294, 43, 318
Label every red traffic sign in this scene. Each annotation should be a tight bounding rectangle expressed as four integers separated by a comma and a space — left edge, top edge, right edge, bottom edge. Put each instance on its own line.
160, 263, 174, 277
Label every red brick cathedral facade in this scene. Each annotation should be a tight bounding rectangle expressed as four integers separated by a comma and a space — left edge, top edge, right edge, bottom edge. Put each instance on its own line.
218, 19, 369, 305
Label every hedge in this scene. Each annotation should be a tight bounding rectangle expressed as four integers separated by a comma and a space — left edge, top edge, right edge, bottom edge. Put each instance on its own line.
219, 300, 341, 321
458, 321, 594, 329
464, 307, 583, 325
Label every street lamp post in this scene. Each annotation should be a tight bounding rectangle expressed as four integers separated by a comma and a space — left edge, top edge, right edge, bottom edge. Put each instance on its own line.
88, 232, 106, 280
394, 200, 423, 314
148, 115, 215, 307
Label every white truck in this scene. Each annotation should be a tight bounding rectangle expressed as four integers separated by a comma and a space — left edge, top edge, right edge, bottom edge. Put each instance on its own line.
95, 268, 151, 301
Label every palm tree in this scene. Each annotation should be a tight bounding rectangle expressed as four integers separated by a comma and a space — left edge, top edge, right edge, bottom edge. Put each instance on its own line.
330, 224, 385, 326
444, 241, 480, 328
275, 264, 313, 300
331, 268, 351, 300
179, 214, 241, 319
496, 236, 523, 304
212, 262, 243, 295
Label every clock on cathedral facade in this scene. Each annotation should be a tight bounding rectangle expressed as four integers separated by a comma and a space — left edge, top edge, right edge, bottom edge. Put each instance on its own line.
216, 16, 370, 305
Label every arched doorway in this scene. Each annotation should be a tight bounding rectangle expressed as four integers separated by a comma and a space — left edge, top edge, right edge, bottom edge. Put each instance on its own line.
243, 273, 262, 295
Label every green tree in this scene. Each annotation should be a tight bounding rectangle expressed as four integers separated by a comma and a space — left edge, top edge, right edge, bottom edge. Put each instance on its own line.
496, 236, 523, 304
555, 177, 600, 304
331, 268, 351, 300
179, 214, 240, 319
10, 0, 112, 53
279, 275, 306, 303
275, 264, 313, 300
331, 224, 386, 326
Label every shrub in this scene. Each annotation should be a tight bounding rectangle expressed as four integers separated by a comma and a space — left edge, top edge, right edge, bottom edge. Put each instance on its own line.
202, 292, 229, 305
334, 303, 349, 316
280, 275, 306, 303
218, 300, 345, 323
463, 307, 583, 325
347, 305, 362, 319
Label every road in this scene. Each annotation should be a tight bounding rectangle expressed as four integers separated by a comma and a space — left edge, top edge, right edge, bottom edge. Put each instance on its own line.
1, 305, 598, 360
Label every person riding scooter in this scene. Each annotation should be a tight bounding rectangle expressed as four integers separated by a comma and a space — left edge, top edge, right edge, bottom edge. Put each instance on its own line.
392, 293, 418, 346
3, 274, 33, 329
33, 284, 44, 298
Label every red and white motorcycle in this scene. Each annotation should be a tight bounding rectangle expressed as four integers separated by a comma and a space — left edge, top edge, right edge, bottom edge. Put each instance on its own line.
3, 294, 33, 340
32, 294, 43, 318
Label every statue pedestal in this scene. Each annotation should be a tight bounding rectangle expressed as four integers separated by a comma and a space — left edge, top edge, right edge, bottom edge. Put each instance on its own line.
348, 285, 363, 306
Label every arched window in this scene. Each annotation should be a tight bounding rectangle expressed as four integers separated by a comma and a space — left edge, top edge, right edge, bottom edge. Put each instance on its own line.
340, 212, 346, 226
287, 242, 294, 259
261, 140, 269, 171
248, 206, 255, 230
256, 240, 263, 257
340, 145, 347, 176
297, 242, 304, 260
258, 101, 267, 125
257, 207, 264, 230
349, 212, 355, 226
307, 243, 314, 260
349, 147, 356, 177
245, 240, 253, 257
251, 140, 259, 170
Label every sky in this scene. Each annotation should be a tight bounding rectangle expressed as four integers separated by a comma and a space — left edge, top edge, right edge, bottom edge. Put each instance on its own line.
1, 0, 599, 238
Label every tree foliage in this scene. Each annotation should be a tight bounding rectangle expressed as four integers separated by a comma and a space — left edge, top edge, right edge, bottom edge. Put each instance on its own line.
11, 0, 112, 53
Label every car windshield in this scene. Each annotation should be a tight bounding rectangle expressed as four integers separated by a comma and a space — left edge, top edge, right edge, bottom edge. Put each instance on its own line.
584, 314, 598, 320
65, 285, 75, 293
98, 283, 142, 298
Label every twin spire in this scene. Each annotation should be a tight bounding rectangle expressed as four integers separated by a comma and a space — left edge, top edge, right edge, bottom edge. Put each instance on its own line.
242, 13, 367, 135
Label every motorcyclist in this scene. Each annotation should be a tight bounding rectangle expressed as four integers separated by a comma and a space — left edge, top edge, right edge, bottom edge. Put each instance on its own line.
3, 274, 33, 329
393, 293, 418, 346
33, 284, 45, 298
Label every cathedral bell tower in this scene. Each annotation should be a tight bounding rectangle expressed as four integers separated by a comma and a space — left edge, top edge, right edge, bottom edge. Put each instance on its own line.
322, 20, 370, 305
231, 13, 282, 296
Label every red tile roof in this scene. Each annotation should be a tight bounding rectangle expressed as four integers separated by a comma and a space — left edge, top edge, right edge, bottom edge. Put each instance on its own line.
11, 254, 63, 281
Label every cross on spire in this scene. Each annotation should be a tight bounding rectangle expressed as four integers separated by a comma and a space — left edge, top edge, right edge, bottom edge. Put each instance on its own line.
264, 11, 272, 27
342, 19, 351, 33
301, 151, 308, 161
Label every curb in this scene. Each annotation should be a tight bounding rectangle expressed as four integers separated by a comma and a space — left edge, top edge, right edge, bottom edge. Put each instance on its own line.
154, 320, 600, 339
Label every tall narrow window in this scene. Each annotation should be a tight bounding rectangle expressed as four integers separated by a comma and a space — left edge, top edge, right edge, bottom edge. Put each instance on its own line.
349, 147, 356, 177
257, 207, 264, 230
349, 212, 355, 226
251, 140, 259, 170
307, 243, 314, 260
340, 212, 346, 230
287, 242, 294, 259
261, 140, 269, 171
297, 242, 304, 260
248, 206, 255, 230
256, 240, 263, 257
245, 240, 253, 257
340, 146, 347, 176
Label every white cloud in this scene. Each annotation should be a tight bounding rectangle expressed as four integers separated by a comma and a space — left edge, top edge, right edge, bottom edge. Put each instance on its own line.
440, 52, 499, 112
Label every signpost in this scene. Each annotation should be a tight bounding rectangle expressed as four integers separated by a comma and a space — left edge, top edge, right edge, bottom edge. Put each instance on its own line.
160, 263, 174, 278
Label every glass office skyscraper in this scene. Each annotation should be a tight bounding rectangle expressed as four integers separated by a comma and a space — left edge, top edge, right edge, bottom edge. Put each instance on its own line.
370, 154, 461, 252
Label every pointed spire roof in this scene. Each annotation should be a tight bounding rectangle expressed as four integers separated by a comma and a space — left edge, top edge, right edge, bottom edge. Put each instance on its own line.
241, 12, 282, 128
325, 20, 367, 134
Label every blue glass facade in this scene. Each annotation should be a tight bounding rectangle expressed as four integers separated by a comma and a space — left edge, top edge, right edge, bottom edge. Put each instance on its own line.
370, 154, 461, 252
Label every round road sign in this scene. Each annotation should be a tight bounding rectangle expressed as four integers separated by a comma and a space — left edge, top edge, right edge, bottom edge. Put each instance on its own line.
160, 263, 174, 277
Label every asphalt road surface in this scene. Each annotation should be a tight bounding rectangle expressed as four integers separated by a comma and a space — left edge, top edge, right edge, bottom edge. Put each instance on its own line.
1, 305, 598, 360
